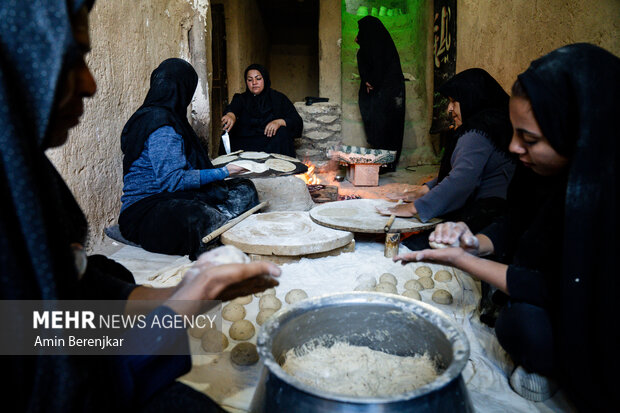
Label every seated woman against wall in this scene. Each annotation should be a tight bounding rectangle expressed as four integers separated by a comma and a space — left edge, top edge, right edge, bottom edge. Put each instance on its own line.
221, 63, 302, 157
119, 58, 258, 260
379, 68, 516, 251
394, 44, 619, 409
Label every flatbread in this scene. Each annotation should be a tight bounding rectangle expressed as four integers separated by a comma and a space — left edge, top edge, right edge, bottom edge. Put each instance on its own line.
229, 160, 269, 173
240, 151, 269, 159
212, 154, 238, 165
270, 153, 300, 162
265, 158, 296, 172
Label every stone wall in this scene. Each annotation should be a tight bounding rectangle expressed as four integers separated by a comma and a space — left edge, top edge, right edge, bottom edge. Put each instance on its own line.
294, 102, 342, 166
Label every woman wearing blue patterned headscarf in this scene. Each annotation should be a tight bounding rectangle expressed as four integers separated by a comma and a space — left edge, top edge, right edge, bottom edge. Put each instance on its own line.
0, 1, 278, 411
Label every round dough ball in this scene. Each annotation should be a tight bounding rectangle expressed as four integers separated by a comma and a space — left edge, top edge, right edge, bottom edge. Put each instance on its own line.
402, 289, 421, 300
201, 329, 228, 352
432, 289, 453, 305
256, 308, 277, 326
434, 270, 453, 283
404, 279, 423, 291
379, 273, 397, 285
355, 274, 377, 290
196, 245, 249, 266
188, 323, 210, 339
232, 295, 253, 305
255, 287, 276, 298
259, 295, 282, 311
229, 320, 256, 341
418, 276, 435, 290
374, 282, 398, 294
230, 342, 259, 366
354, 285, 374, 292
222, 303, 246, 322
415, 266, 433, 277
285, 289, 308, 304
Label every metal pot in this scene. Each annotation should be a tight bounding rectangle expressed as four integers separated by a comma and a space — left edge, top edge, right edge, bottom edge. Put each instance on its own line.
253, 292, 473, 412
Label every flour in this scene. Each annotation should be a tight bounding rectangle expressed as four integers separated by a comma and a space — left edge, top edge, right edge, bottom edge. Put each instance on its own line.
282, 341, 439, 397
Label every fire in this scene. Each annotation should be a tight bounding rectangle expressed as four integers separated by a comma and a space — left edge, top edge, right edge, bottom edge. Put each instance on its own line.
296, 161, 320, 185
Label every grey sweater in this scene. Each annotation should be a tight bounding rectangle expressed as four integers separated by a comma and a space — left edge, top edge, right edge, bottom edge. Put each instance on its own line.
414, 131, 515, 222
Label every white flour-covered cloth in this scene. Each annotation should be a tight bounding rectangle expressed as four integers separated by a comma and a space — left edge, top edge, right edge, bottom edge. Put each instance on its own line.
109, 241, 574, 412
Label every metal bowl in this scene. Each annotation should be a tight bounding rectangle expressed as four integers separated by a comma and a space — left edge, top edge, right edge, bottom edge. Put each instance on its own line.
253, 292, 472, 412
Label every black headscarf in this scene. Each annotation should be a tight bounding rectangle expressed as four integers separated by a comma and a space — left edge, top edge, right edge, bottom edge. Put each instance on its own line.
518, 43, 619, 410
237, 63, 277, 131
121, 58, 214, 176
436, 68, 513, 182
356, 16, 404, 90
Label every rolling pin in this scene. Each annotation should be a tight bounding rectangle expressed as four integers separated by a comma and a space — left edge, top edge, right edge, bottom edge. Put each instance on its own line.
201, 201, 268, 243
384, 199, 403, 232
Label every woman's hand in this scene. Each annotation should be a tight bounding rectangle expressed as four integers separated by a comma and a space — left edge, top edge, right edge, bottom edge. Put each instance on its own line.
393, 247, 467, 266
376, 202, 417, 217
165, 261, 280, 317
386, 185, 429, 202
264, 119, 286, 137
221, 112, 236, 132
226, 164, 247, 176
365, 81, 374, 93
429, 221, 480, 254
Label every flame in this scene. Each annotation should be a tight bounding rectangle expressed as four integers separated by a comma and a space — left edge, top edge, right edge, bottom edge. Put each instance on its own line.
296, 161, 320, 184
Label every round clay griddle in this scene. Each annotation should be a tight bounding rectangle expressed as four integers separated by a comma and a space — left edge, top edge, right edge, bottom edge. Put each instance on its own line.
309, 199, 441, 234
221, 211, 353, 256
218, 152, 308, 178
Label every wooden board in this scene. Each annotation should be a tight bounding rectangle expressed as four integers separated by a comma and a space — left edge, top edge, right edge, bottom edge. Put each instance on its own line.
310, 198, 441, 234
220, 211, 353, 256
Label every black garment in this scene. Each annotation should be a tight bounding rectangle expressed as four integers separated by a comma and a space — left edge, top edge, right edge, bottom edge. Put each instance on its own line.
495, 302, 554, 377
483, 44, 619, 411
120, 59, 259, 257
436, 68, 513, 183
120, 179, 258, 260
403, 196, 506, 251
356, 16, 405, 166
225, 64, 302, 157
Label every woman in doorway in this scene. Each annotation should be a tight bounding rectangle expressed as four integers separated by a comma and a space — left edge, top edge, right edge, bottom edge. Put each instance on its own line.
120, 58, 257, 260
221, 63, 302, 157
356, 15, 405, 172
379, 68, 516, 252
394, 44, 619, 409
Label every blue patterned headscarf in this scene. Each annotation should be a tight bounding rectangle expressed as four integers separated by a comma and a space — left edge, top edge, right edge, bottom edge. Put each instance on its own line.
0, 1, 99, 411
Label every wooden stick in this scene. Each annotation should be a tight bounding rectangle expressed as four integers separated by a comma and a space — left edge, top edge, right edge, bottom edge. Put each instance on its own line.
384, 200, 403, 233
201, 201, 269, 243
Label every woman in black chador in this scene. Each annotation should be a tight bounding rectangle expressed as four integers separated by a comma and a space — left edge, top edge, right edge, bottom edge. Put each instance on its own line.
120, 59, 258, 260
356, 16, 405, 172
221, 63, 302, 157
